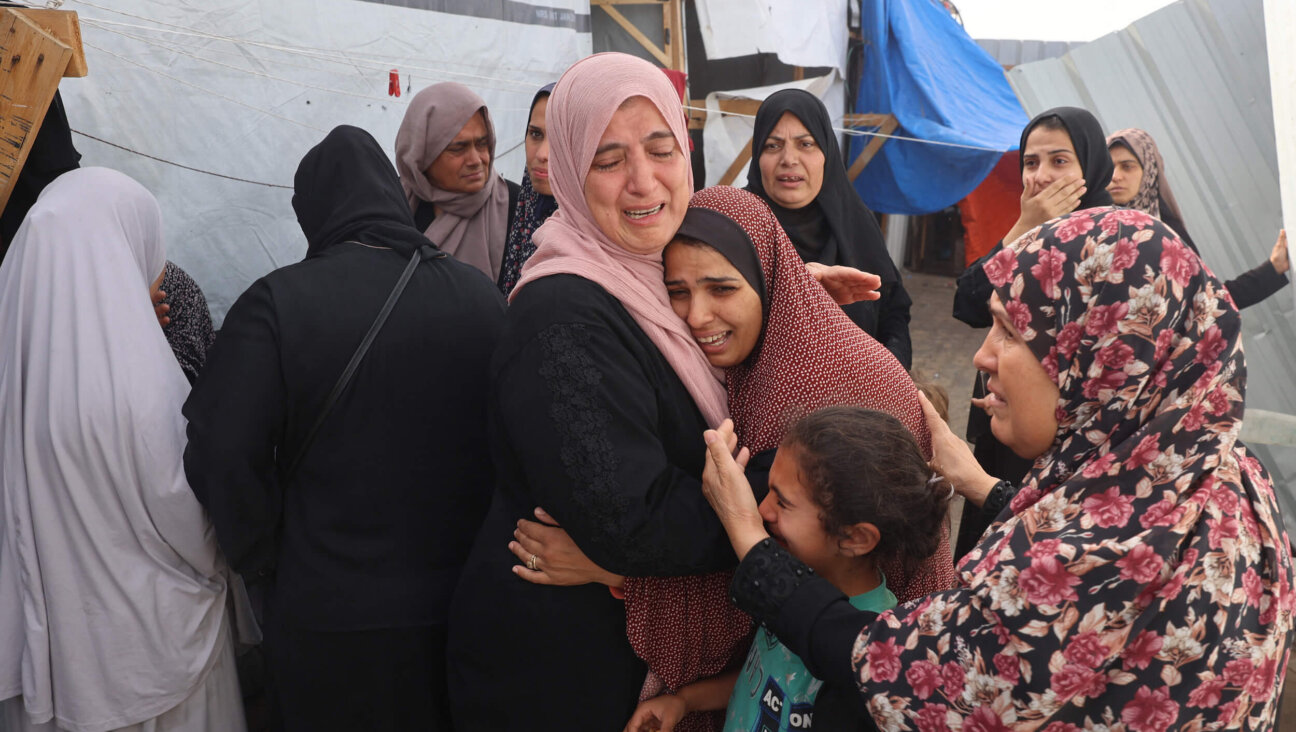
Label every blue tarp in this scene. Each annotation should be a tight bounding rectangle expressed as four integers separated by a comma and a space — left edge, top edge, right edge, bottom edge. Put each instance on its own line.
850, 0, 1028, 215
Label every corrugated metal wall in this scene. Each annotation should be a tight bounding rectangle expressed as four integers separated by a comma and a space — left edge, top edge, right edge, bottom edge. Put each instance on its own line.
1005, 0, 1296, 533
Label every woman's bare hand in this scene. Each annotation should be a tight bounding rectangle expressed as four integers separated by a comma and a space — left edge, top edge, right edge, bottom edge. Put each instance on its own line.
510, 507, 624, 588
1270, 229, 1289, 275
700, 419, 765, 560
806, 262, 883, 305
919, 391, 999, 508
1003, 175, 1086, 246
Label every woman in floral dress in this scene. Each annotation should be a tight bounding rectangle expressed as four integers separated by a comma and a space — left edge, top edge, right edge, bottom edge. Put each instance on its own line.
699, 206, 1295, 730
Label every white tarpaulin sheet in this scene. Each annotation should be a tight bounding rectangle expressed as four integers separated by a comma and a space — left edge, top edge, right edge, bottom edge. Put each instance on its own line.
701, 73, 844, 189
1265, 0, 1296, 316
693, 0, 848, 74
56, 0, 590, 323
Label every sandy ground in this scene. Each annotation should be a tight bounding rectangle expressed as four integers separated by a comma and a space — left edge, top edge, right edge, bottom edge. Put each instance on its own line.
902, 269, 985, 541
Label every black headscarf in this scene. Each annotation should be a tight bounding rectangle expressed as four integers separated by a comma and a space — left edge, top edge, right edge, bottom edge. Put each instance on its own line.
744, 89, 897, 285
498, 83, 559, 295
292, 125, 431, 258
673, 205, 767, 305
1018, 107, 1113, 210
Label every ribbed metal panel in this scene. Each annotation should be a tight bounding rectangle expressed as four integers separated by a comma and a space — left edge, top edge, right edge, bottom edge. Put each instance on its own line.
1006, 0, 1296, 532
974, 38, 1077, 67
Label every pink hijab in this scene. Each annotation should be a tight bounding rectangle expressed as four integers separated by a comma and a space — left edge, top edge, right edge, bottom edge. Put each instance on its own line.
395, 81, 510, 279
511, 53, 727, 427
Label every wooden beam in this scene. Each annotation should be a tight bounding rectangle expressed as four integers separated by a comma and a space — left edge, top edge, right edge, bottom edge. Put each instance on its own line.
13, 9, 85, 77
718, 137, 753, 186
842, 112, 893, 129
663, 0, 685, 72
846, 115, 899, 182
596, 4, 670, 66
793, 66, 804, 81
1, 9, 73, 213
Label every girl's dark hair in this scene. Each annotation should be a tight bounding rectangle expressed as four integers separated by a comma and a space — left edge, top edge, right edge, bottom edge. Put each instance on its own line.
781, 406, 950, 574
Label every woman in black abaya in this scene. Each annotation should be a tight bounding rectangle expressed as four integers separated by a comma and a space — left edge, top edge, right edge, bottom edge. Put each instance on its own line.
745, 89, 913, 368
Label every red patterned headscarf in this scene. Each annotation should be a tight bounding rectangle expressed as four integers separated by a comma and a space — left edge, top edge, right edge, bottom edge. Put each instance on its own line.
622, 187, 957, 730
856, 207, 1294, 730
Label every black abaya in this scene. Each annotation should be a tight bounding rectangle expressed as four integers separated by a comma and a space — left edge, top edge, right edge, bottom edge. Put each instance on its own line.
183, 126, 506, 731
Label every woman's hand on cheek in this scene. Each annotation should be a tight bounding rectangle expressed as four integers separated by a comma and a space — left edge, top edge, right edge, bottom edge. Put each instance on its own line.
701, 419, 766, 560
806, 262, 882, 304
919, 392, 999, 508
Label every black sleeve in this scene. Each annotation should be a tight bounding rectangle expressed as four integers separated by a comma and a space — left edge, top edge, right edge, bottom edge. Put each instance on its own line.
952, 241, 1003, 328
875, 279, 913, 370
730, 540, 877, 689
495, 320, 740, 577
181, 279, 286, 580
506, 179, 522, 232
1225, 259, 1289, 310
954, 479, 1019, 556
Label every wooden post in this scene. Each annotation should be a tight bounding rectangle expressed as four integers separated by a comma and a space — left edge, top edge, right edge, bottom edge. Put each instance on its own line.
13, 9, 87, 77
845, 114, 899, 182
0, 9, 74, 213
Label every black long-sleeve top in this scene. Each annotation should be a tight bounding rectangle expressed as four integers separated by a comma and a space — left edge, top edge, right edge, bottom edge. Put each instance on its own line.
182, 243, 506, 631
447, 274, 746, 731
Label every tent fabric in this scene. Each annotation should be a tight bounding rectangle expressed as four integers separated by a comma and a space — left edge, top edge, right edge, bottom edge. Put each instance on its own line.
850, 0, 1027, 215
959, 151, 1022, 265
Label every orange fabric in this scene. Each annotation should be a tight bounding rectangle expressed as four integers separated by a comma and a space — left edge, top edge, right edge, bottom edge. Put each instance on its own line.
959, 151, 1022, 266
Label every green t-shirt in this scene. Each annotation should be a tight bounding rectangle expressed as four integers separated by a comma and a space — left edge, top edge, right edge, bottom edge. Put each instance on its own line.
722, 580, 897, 732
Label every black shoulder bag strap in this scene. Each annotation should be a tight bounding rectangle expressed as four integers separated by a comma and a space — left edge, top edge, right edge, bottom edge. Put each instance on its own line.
284, 242, 442, 480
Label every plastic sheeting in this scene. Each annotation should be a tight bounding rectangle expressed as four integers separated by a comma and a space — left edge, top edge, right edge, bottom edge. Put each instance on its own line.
692, 0, 848, 74
849, 0, 1027, 215
699, 73, 844, 189
56, 0, 589, 323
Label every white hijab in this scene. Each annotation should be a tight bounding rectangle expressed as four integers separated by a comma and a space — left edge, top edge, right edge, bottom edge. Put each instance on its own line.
0, 169, 230, 731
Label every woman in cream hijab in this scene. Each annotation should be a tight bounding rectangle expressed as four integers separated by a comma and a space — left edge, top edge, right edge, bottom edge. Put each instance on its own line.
0, 168, 244, 732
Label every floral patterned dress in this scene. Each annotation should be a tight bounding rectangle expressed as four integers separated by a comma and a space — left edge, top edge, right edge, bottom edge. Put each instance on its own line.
736, 206, 1295, 731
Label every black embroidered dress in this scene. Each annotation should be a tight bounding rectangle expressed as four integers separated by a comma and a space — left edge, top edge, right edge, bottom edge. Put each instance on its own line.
447, 274, 741, 732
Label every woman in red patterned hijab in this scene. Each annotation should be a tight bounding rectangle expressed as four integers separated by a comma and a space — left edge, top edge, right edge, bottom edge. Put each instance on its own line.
513, 186, 957, 730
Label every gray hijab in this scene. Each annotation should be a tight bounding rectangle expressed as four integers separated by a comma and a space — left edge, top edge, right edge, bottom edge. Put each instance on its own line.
395, 82, 510, 279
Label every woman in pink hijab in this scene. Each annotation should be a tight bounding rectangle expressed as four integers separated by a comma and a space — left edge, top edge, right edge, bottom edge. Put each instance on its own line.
444, 53, 738, 731
395, 81, 519, 282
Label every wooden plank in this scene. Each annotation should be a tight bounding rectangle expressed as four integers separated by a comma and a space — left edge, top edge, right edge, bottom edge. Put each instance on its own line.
688, 98, 768, 129
842, 112, 892, 128
663, 0, 685, 71
846, 115, 899, 182
0, 10, 72, 213
13, 9, 85, 77
718, 137, 753, 186
592, 0, 667, 5
597, 4, 670, 66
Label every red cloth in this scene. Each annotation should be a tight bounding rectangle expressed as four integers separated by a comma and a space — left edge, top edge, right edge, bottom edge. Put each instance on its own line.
960, 151, 1022, 266
623, 187, 958, 730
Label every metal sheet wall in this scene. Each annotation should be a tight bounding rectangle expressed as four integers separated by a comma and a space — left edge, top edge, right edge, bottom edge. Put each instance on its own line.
1006, 0, 1296, 533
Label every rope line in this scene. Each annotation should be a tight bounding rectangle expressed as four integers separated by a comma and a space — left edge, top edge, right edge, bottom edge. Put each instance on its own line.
72, 130, 294, 188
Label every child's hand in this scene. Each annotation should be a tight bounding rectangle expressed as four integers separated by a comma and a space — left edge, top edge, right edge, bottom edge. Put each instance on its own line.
701, 419, 764, 560
623, 694, 687, 732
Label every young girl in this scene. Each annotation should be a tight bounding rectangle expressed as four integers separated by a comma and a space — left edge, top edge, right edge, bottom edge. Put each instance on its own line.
624, 407, 951, 732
